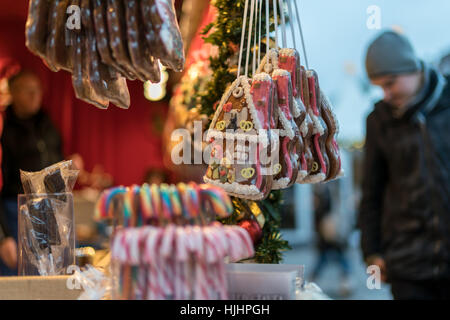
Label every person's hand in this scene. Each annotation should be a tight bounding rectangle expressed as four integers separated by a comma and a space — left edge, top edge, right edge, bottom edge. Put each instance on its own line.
367, 255, 387, 282
0, 237, 18, 269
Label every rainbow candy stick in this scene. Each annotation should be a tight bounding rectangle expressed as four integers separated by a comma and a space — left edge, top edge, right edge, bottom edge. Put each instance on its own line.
150, 184, 162, 221
106, 186, 127, 219
140, 183, 153, 223
159, 184, 173, 221
199, 184, 233, 218
95, 186, 127, 220
94, 192, 107, 220
169, 185, 182, 217
123, 187, 134, 227
176, 183, 190, 219
131, 185, 141, 227
187, 182, 200, 218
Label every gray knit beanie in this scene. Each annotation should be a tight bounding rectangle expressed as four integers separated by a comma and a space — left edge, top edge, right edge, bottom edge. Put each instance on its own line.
365, 31, 422, 79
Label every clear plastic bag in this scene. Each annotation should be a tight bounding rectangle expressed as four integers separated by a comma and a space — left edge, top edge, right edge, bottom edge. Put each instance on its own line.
18, 160, 79, 275
18, 193, 75, 276
74, 265, 112, 300
20, 160, 79, 196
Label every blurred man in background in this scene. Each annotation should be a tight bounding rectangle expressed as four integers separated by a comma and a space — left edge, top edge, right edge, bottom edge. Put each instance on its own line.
0, 70, 63, 275
359, 31, 450, 299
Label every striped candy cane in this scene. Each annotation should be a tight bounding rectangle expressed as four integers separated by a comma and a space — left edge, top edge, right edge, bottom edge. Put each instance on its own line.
175, 226, 189, 299
210, 224, 229, 299
145, 227, 163, 299
160, 225, 176, 299
191, 226, 209, 299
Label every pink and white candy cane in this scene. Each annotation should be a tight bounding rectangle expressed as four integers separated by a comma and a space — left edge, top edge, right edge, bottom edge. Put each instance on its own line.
233, 225, 256, 258
155, 227, 172, 299
127, 228, 143, 299
209, 224, 229, 299
203, 225, 222, 299
223, 226, 242, 262
144, 227, 163, 300
137, 228, 149, 300
224, 225, 255, 262
175, 226, 189, 299
160, 224, 176, 299
191, 225, 209, 300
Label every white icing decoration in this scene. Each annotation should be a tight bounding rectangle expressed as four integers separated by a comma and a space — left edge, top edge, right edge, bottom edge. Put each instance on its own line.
278, 109, 295, 139
203, 177, 262, 196
272, 68, 291, 77
206, 129, 271, 147
292, 98, 301, 118
279, 48, 296, 57
253, 72, 272, 82
295, 170, 308, 183
300, 173, 326, 184
233, 87, 244, 98
310, 112, 325, 136
264, 64, 273, 74
299, 116, 309, 137
256, 49, 279, 74
271, 177, 290, 190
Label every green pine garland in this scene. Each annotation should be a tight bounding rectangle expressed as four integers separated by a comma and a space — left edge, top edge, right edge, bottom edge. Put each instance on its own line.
198, 0, 291, 264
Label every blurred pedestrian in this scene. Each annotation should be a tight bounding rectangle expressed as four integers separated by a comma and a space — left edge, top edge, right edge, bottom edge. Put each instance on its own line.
311, 184, 352, 297
0, 70, 63, 275
359, 30, 450, 299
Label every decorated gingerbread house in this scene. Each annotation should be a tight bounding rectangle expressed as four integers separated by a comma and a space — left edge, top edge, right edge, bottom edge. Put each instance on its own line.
204, 74, 278, 200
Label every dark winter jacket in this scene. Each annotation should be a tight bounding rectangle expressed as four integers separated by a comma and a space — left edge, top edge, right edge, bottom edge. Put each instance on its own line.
0, 106, 63, 239
358, 64, 450, 282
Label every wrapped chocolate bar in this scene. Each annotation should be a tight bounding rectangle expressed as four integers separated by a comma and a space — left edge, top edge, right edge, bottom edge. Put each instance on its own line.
20, 160, 79, 196
17, 161, 78, 276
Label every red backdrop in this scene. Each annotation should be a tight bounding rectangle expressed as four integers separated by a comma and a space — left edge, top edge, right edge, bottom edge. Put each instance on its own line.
0, 2, 169, 186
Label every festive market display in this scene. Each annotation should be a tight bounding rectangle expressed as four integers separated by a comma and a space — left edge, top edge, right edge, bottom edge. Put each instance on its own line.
95, 182, 254, 300
25, 0, 185, 109
6, 0, 344, 300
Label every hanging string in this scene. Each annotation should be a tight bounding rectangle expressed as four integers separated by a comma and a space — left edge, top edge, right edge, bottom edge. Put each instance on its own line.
278, 0, 287, 48
265, 0, 270, 55
293, 0, 309, 69
245, 0, 256, 77
258, 0, 262, 66
237, 0, 250, 79
252, 0, 258, 76
286, 0, 297, 49
273, 0, 278, 49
